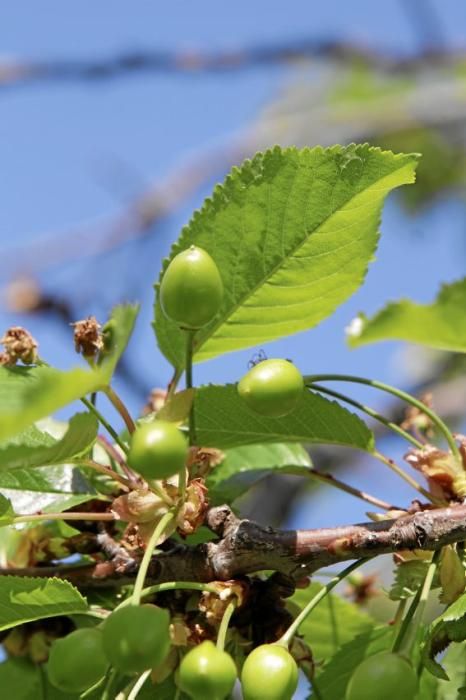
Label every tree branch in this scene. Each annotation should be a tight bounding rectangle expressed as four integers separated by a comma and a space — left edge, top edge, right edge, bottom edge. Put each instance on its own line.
0, 41, 462, 90
3, 503, 466, 587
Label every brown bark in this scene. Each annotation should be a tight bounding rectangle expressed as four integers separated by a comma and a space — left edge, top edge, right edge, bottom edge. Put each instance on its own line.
2, 502, 466, 587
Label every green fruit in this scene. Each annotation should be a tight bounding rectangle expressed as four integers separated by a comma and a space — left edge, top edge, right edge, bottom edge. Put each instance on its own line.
47, 627, 108, 693
241, 644, 298, 700
160, 245, 223, 330
237, 359, 304, 418
102, 604, 170, 673
345, 652, 419, 700
128, 420, 188, 480
178, 640, 237, 700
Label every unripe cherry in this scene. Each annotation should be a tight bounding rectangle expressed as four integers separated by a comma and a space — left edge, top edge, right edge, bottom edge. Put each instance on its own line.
238, 359, 304, 418
160, 245, 223, 330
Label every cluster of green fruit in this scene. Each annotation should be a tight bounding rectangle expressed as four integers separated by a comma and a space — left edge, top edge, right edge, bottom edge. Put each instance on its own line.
47, 247, 419, 699
125, 245, 306, 484
47, 604, 299, 699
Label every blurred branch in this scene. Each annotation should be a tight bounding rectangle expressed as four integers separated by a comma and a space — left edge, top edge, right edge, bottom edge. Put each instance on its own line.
1, 39, 465, 89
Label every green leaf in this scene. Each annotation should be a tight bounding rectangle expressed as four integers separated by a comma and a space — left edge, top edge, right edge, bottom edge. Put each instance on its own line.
0, 659, 42, 700
389, 559, 433, 601
310, 626, 392, 699
156, 389, 195, 422
0, 464, 95, 516
347, 278, 466, 353
194, 385, 374, 450
207, 443, 312, 504
434, 642, 466, 699
0, 304, 139, 443
99, 303, 140, 380
422, 592, 466, 679
0, 576, 88, 632
0, 366, 106, 442
290, 582, 375, 663
0, 413, 98, 471
154, 145, 419, 370
0, 494, 15, 526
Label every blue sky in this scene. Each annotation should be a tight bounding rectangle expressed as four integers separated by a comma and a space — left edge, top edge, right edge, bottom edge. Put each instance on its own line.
1, 2, 465, 530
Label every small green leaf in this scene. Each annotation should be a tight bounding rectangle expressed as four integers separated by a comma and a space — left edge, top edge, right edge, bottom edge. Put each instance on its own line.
207, 443, 312, 504
0, 366, 106, 442
99, 303, 140, 380
0, 494, 15, 526
0, 304, 139, 442
194, 385, 374, 450
0, 576, 88, 632
389, 559, 435, 601
290, 582, 375, 663
156, 389, 195, 422
422, 592, 466, 679
347, 278, 466, 353
154, 145, 419, 370
0, 413, 98, 471
0, 464, 95, 516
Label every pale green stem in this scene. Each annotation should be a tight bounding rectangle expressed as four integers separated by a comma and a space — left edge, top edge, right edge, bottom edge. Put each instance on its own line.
81, 395, 129, 454
127, 669, 151, 700
131, 510, 176, 606
74, 458, 130, 489
216, 600, 237, 652
115, 581, 219, 612
13, 511, 115, 525
278, 559, 368, 647
305, 374, 461, 464
185, 330, 196, 445
306, 468, 397, 511
393, 549, 440, 656
310, 383, 423, 449
373, 450, 441, 505
102, 385, 136, 434
101, 668, 119, 700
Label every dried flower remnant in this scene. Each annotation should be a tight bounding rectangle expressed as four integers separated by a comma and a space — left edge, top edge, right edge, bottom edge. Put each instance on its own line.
0, 326, 38, 365
72, 316, 103, 359
142, 388, 167, 416
401, 392, 434, 438
405, 441, 466, 501
176, 479, 209, 536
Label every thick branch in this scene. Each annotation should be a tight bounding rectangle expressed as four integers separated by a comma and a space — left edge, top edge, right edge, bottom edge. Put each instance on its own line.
3, 503, 466, 587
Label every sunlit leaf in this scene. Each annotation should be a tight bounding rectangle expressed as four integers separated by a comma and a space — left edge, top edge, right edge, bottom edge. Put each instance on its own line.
347, 278, 466, 353
0, 576, 88, 632
194, 385, 374, 450
154, 145, 418, 370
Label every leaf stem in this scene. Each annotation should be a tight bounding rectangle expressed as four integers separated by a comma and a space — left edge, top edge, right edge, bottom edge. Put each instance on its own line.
278, 559, 368, 647
131, 510, 175, 606
81, 395, 129, 455
127, 669, 151, 700
216, 600, 237, 652
102, 386, 136, 434
115, 581, 220, 612
305, 374, 461, 464
96, 434, 139, 486
306, 468, 399, 511
310, 384, 423, 449
373, 450, 441, 505
13, 511, 115, 524
185, 330, 196, 446
74, 458, 130, 489
102, 668, 119, 700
